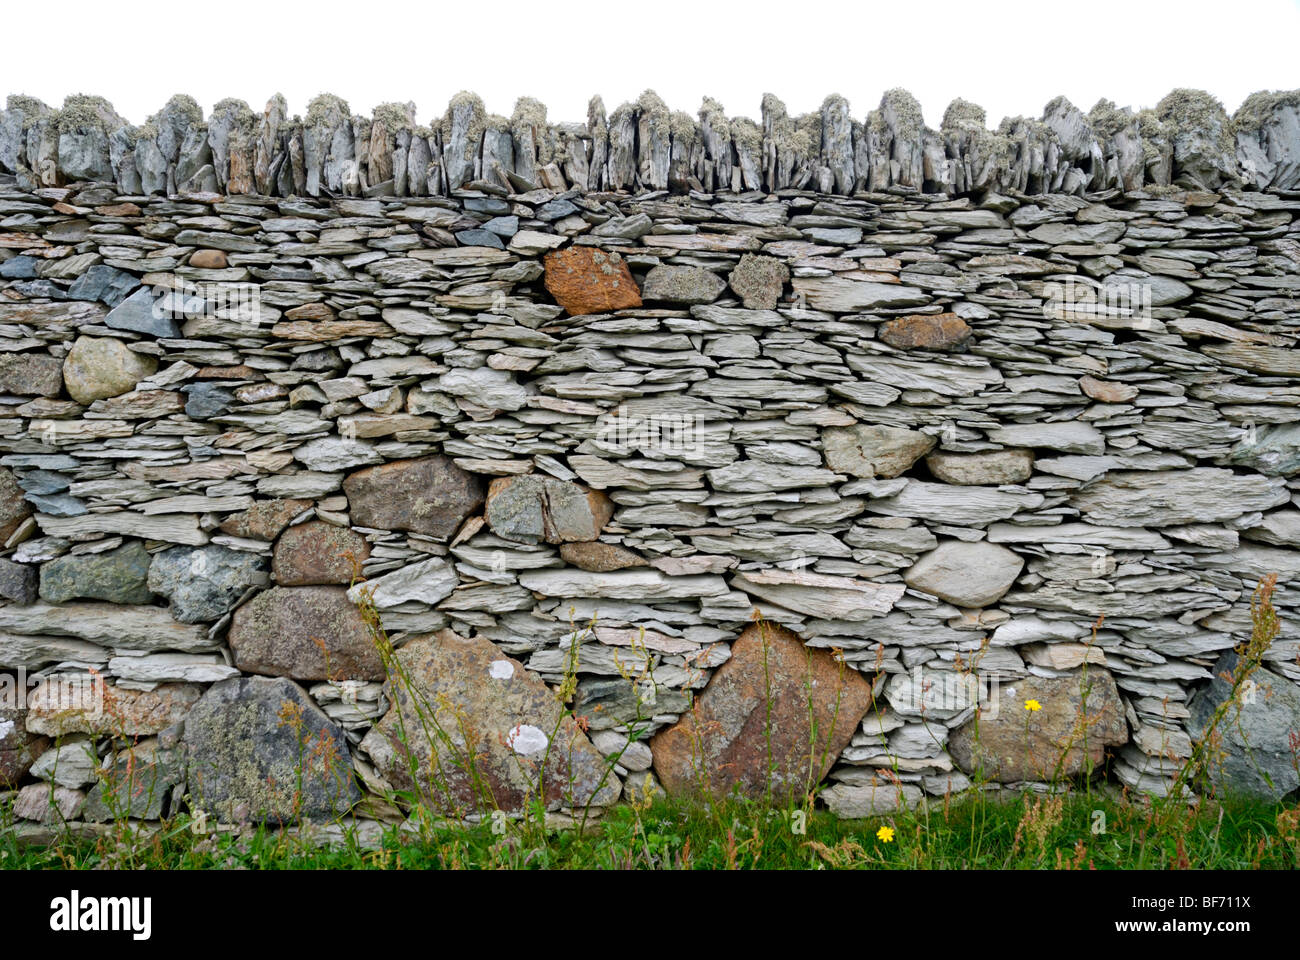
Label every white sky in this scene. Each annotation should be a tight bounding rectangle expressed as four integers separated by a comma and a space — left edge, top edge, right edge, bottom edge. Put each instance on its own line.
4, 0, 1298, 130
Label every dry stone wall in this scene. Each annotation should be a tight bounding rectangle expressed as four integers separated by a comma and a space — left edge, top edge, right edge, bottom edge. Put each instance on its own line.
2, 85, 1300, 829
2, 87, 1299, 200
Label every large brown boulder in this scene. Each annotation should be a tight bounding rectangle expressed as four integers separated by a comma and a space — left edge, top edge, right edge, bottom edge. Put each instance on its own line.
361, 630, 621, 814
651, 622, 874, 800
343, 456, 485, 540
948, 669, 1128, 781
543, 247, 641, 316
273, 520, 370, 585
879, 312, 972, 351
219, 498, 311, 540
228, 585, 385, 682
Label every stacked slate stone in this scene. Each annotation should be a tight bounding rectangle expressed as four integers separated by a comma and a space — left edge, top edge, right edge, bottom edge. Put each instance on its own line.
0, 86, 1299, 832
3, 87, 1299, 201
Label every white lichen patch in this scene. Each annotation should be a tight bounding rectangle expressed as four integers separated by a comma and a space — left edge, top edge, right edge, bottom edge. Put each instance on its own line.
506, 723, 548, 756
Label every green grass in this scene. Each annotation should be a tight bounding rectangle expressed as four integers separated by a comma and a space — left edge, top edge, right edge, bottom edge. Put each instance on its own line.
4, 789, 1297, 870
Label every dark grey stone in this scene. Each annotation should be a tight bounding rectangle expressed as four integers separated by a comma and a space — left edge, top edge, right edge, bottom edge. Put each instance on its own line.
13, 470, 69, 495
38, 540, 154, 604
182, 383, 234, 419
0, 557, 37, 604
148, 545, 268, 623
575, 678, 691, 731
0, 255, 38, 279
82, 741, 182, 822
292, 350, 341, 372
481, 215, 519, 237
25, 492, 86, 516
463, 196, 510, 215
66, 264, 140, 306
104, 286, 182, 338
1188, 650, 1300, 801
455, 228, 505, 249
11, 280, 65, 299
536, 198, 578, 221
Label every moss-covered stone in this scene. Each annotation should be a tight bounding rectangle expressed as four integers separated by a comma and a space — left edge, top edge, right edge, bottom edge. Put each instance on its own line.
1233, 88, 1300, 132
56, 94, 122, 133
306, 93, 350, 128
942, 98, 987, 131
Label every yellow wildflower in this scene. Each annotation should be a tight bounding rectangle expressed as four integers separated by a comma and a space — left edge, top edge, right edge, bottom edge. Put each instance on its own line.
876, 825, 895, 843
1024, 698, 1042, 712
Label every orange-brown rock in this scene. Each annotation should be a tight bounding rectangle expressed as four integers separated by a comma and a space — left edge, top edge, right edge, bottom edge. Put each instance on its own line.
94, 202, 142, 217
1079, 375, 1139, 403
189, 249, 228, 269
284, 302, 336, 321
196, 364, 260, 379
543, 247, 641, 316
25, 678, 201, 736
879, 312, 972, 351
559, 541, 645, 572
651, 621, 874, 800
219, 498, 312, 541
273, 520, 369, 585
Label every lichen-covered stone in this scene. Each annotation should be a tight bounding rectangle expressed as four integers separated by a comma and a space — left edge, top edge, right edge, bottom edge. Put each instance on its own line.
0, 557, 37, 604
1188, 651, 1300, 800
218, 498, 311, 541
486, 475, 613, 545
82, 739, 182, 822
558, 541, 645, 572
361, 630, 620, 813
25, 678, 201, 737
182, 675, 359, 824
0, 353, 62, 397
879, 312, 973, 351
0, 468, 31, 543
343, 456, 485, 540
227, 585, 384, 681
38, 540, 154, 605
727, 253, 789, 309
948, 669, 1128, 781
641, 265, 725, 304
273, 520, 369, 585
1, 682, 49, 788
148, 545, 269, 623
